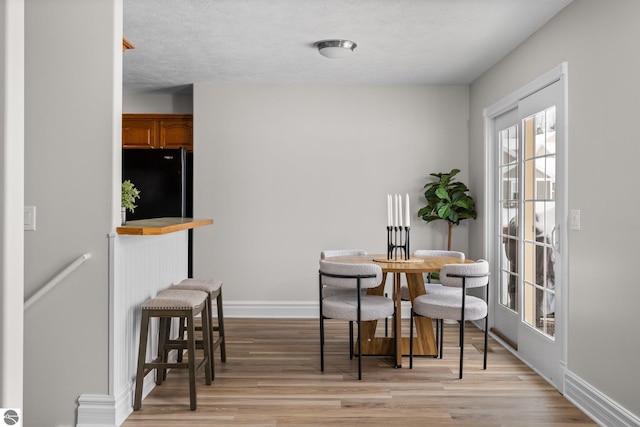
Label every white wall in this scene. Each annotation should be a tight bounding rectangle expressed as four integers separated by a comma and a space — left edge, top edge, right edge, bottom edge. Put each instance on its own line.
192, 84, 471, 307
23, 0, 120, 425
0, 0, 24, 411
469, 0, 640, 419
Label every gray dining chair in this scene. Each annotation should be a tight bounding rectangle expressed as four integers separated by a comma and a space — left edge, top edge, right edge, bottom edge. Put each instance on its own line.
409, 259, 490, 379
321, 250, 380, 348
321, 250, 371, 350
398, 250, 465, 346
399, 249, 466, 300
319, 260, 394, 380
320, 249, 367, 259
320, 250, 368, 299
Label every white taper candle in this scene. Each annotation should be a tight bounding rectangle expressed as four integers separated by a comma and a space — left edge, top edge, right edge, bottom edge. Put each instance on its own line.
394, 194, 398, 227
405, 193, 410, 227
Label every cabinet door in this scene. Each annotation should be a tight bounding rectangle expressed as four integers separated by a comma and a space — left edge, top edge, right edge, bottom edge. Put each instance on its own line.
159, 119, 193, 150
123, 119, 158, 149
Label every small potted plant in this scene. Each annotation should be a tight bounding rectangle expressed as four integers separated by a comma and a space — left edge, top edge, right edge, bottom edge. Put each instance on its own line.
417, 168, 477, 250
121, 180, 141, 225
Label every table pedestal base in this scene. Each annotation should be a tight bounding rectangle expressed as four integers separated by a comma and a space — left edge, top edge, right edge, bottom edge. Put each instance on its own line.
357, 270, 439, 367
358, 317, 438, 367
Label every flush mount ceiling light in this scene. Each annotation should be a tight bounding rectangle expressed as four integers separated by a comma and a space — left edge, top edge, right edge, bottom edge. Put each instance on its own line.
315, 39, 357, 59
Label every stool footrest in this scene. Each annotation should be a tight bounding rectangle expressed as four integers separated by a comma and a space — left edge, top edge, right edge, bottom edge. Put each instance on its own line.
172, 281, 227, 366
144, 359, 210, 371
213, 337, 224, 350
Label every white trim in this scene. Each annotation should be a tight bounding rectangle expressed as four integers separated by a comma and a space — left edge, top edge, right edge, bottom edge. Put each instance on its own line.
483, 63, 568, 118
559, 66, 570, 389
114, 386, 134, 427
482, 109, 496, 262
1, 0, 25, 411
564, 370, 640, 427
224, 301, 318, 318
107, 233, 116, 396
76, 394, 116, 427
76, 373, 166, 427
76, 389, 135, 427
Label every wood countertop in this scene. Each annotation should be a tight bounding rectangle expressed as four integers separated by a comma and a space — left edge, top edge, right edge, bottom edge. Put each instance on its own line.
116, 217, 213, 235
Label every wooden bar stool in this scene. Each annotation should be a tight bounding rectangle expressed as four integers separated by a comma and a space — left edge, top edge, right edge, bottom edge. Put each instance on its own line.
172, 278, 226, 373
133, 289, 212, 411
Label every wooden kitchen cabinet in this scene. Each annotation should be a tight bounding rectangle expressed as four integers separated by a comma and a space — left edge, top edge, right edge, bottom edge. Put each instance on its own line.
122, 117, 157, 149
122, 114, 193, 151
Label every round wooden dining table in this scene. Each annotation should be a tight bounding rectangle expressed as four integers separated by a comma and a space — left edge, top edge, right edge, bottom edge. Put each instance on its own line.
325, 253, 469, 368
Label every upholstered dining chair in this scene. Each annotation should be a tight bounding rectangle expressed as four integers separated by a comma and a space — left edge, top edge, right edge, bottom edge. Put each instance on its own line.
320, 250, 368, 299
321, 250, 374, 349
399, 250, 465, 346
399, 249, 466, 300
319, 260, 394, 380
320, 249, 367, 259
409, 260, 489, 379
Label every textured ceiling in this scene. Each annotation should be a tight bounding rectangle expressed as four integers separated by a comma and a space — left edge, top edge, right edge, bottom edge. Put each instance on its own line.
123, 0, 573, 94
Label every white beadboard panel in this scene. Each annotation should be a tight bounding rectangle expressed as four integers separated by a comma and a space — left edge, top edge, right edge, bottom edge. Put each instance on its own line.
105, 231, 189, 425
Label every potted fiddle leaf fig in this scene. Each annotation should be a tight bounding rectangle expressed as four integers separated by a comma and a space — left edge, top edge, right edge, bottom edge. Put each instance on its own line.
121, 179, 140, 225
417, 168, 477, 250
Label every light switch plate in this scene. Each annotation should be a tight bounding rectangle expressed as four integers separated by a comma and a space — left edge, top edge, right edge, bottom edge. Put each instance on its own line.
24, 206, 36, 231
570, 209, 580, 230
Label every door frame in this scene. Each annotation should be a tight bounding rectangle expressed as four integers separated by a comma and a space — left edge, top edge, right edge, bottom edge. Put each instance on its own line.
482, 62, 568, 392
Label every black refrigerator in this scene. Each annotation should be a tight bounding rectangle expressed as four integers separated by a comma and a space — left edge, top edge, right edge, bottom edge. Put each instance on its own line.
122, 147, 194, 274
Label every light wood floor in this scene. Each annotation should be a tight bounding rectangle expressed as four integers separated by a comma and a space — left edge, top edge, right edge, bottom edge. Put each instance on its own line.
122, 318, 595, 426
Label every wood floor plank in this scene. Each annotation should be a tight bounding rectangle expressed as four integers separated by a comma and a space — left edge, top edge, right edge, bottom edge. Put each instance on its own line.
122, 318, 596, 426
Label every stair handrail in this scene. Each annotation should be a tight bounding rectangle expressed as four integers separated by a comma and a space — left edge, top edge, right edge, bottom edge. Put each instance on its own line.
24, 252, 92, 310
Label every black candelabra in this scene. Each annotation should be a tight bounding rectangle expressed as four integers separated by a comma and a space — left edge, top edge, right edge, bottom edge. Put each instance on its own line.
387, 226, 410, 260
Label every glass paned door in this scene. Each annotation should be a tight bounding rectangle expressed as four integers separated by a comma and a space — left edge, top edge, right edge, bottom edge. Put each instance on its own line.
491, 76, 565, 390
499, 108, 556, 336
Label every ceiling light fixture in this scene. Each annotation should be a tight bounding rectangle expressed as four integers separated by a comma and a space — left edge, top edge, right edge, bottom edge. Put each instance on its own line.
315, 39, 357, 59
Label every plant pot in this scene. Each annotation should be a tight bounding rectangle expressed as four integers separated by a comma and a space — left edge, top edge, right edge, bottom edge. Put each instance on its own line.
121, 207, 127, 225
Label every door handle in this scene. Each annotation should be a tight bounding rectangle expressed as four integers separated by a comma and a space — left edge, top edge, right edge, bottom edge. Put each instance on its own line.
551, 225, 559, 254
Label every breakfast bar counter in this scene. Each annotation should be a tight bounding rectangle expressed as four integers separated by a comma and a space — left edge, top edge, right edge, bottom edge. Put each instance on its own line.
116, 217, 213, 235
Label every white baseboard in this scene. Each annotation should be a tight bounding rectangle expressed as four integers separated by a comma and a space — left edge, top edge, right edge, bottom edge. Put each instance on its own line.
113, 384, 134, 427
223, 300, 414, 319
223, 301, 318, 318
76, 377, 164, 426
564, 370, 640, 427
76, 394, 116, 427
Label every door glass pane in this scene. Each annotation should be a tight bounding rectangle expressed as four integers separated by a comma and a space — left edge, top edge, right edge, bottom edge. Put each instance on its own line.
522, 106, 556, 338
498, 124, 519, 311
